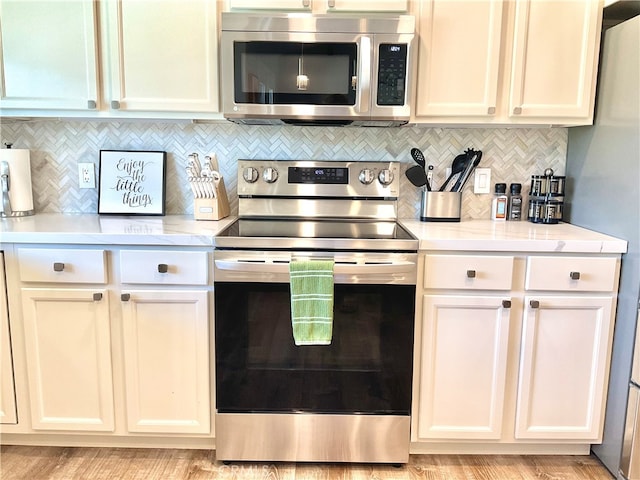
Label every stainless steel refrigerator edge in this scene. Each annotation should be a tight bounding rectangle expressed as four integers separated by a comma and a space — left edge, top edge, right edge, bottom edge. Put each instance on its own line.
566, 11, 640, 478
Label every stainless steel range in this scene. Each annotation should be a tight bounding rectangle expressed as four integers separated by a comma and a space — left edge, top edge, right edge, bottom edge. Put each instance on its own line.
213, 160, 417, 464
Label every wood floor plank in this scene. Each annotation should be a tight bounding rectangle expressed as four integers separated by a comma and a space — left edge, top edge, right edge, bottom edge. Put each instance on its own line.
0, 446, 614, 480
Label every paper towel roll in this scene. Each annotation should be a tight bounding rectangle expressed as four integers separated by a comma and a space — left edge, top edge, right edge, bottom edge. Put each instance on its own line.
0, 148, 34, 216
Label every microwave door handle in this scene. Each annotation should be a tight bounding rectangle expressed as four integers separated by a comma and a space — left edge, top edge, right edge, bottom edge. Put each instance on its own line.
214, 259, 414, 275
358, 36, 371, 114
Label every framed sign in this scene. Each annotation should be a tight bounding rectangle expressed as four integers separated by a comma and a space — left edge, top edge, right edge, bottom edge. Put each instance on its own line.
98, 150, 166, 215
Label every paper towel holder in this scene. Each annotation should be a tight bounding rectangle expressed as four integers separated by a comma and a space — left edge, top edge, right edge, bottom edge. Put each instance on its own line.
1, 143, 35, 217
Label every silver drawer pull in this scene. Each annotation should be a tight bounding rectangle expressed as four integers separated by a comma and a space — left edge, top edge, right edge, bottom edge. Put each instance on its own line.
502, 300, 511, 308
93, 293, 102, 301
121, 293, 131, 302
158, 263, 169, 274
466, 269, 476, 278
570, 271, 581, 280
530, 300, 540, 309
53, 262, 65, 272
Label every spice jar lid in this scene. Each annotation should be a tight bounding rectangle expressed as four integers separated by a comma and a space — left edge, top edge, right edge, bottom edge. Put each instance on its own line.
495, 183, 507, 194
510, 183, 522, 194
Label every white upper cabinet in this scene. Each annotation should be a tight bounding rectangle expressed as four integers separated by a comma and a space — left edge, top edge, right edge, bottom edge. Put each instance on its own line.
508, 0, 602, 121
0, 0, 99, 111
414, 0, 603, 125
415, 0, 504, 117
102, 0, 219, 113
226, 0, 408, 12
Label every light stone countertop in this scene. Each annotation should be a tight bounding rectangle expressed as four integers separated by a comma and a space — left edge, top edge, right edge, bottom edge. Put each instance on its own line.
0, 214, 628, 253
399, 219, 627, 253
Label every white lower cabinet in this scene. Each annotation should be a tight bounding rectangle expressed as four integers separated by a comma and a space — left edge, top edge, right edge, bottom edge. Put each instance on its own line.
20, 288, 114, 431
417, 294, 512, 440
414, 252, 619, 448
120, 289, 210, 434
515, 295, 614, 440
0, 253, 17, 424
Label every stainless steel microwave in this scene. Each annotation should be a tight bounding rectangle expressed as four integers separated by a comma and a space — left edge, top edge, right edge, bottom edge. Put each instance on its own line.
220, 13, 415, 126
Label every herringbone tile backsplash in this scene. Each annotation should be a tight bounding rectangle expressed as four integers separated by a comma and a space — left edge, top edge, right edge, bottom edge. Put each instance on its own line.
0, 119, 567, 220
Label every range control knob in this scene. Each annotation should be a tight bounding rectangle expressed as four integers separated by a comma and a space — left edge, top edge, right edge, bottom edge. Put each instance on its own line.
378, 169, 394, 186
263, 167, 279, 183
243, 167, 259, 183
358, 168, 375, 185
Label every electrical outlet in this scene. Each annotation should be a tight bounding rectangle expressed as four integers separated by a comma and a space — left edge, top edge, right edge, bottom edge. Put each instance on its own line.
473, 168, 491, 194
78, 163, 95, 189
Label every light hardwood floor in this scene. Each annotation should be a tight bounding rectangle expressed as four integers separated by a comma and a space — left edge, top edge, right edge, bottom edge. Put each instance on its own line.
0, 446, 614, 480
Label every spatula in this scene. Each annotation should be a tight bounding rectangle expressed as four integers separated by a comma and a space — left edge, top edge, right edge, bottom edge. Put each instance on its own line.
439, 152, 468, 192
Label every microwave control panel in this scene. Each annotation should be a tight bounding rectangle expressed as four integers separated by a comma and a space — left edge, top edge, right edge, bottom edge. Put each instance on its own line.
377, 44, 408, 106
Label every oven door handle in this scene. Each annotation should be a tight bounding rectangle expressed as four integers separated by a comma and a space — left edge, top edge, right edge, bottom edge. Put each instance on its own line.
214, 260, 415, 275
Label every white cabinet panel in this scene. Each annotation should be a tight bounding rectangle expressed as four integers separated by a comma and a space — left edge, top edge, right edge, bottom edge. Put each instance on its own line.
21, 288, 114, 431
0, 0, 99, 111
17, 248, 107, 284
0, 253, 17, 424
120, 250, 208, 285
416, 0, 504, 117
417, 295, 511, 439
525, 256, 618, 292
121, 290, 210, 434
515, 295, 614, 440
227, 0, 311, 9
509, 0, 602, 119
423, 254, 514, 290
104, 0, 219, 112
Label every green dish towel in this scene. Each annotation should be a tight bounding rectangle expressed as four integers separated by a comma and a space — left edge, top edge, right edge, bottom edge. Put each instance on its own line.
289, 259, 334, 346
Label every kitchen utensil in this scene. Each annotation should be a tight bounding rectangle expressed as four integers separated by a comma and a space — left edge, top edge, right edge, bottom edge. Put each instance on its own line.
452, 149, 482, 192
411, 148, 426, 169
405, 164, 428, 188
439, 151, 468, 192
427, 165, 434, 190
0, 145, 34, 217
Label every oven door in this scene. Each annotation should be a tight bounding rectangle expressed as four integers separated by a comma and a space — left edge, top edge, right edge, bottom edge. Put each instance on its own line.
221, 31, 371, 121
214, 251, 416, 416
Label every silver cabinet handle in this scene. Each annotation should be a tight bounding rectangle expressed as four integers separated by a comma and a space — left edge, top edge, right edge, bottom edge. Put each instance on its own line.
487, 106, 496, 115
530, 300, 540, 309
53, 262, 65, 272
502, 300, 511, 308
111, 100, 121, 109
121, 293, 131, 302
87, 100, 97, 109
302, 0, 310, 6
93, 293, 103, 301
327, 0, 335, 7
570, 271, 581, 280
513, 106, 522, 115
157, 263, 169, 274
466, 269, 476, 278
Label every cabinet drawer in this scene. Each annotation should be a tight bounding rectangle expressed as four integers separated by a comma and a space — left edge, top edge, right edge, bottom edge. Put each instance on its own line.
526, 256, 618, 292
18, 248, 107, 284
424, 255, 514, 290
120, 250, 208, 285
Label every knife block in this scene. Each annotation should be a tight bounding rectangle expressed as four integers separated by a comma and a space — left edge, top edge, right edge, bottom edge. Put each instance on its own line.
193, 179, 230, 221
420, 191, 461, 222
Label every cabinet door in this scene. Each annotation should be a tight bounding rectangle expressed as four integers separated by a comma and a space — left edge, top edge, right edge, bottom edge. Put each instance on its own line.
104, 0, 219, 112
509, 0, 602, 120
0, 0, 99, 111
121, 290, 210, 434
415, 0, 504, 117
0, 253, 17, 424
21, 288, 114, 431
327, 0, 408, 12
227, 0, 311, 9
515, 295, 614, 440
416, 295, 511, 440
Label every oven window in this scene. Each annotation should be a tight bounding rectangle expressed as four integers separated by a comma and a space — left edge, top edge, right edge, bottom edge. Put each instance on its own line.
215, 283, 414, 415
233, 42, 357, 105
